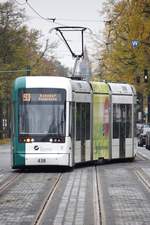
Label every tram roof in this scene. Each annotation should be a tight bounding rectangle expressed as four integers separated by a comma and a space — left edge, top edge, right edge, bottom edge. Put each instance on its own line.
14, 76, 73, 91
90, 81, 109, 94
26, 76, 72, 89
13, 76, 135, 97
108, 83, 134, 95
71, 79, 91, 93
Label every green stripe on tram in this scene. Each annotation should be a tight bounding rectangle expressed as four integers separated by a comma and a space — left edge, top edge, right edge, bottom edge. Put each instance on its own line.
90, 82, 110, 160
13, 77, 26, 167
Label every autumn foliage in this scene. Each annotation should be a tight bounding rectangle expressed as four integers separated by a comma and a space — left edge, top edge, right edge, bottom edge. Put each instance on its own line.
98, 0, 150, 95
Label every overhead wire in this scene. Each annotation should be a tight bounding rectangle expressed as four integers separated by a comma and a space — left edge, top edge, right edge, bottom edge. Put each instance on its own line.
15, 0, 105, 61
25, 0, 65, 26
53, 18, 103, 23
25, 0, 54, 22
15, 0, 105, 44
14, 0, 26, 5
15, 0, 105, 27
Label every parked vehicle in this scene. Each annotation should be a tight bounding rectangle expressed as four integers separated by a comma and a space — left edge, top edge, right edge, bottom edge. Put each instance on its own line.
138, 124, 150, 147
136, 123, 143, 137
146, 131, 150, 150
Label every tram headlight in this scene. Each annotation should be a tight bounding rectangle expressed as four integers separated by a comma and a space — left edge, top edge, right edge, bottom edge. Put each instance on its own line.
49, 138, 53, 142
26, 138, 31, 143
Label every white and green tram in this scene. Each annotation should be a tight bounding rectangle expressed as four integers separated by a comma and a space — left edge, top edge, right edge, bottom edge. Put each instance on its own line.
11, 76, 137, 168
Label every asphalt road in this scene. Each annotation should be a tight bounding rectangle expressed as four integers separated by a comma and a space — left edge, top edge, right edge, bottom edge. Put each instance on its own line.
0, 144, 11, 170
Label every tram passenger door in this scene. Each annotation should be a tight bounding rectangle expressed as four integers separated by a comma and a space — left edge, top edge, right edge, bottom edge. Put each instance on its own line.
73, 103, 91, 163
119, 105, 126, 158
112, 104, 132, 159
71, 102, 76, 165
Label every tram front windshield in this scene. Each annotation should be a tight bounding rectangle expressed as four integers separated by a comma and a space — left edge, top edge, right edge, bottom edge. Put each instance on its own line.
19, 88, 66, 142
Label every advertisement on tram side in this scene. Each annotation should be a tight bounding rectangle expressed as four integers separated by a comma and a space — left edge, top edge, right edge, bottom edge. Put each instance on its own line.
93, 94, 110, 160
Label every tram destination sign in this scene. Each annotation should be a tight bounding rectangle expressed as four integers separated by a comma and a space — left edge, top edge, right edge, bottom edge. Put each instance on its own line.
21, 93, 62, 102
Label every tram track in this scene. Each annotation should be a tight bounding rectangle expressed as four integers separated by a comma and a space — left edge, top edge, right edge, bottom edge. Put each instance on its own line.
137, 152, 149, 161
0, 171, 64, 225
0, 172, 23, 194
135, 168, 150, 191
31, 167, 103, 225
95, 166, 104, 225
1, 164, 149, 225
32, 173, 63, 225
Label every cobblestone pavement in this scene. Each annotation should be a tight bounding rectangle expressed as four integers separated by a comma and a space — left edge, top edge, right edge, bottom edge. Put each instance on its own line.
30, 154, 150, 225
0, 169, 13, 185
0, 172, 60, 225
37, 167, 99, 225
0, 166, 100, 225
0, 145, 150, 225
97, 159, 150, 225
137, 146, 150, 160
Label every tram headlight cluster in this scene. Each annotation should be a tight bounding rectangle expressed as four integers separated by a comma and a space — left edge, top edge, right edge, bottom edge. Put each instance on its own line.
19, 135, 65, 143
49, 138, 65, 143
19, 137, 34, 143
26, 138, 34, 143
25, 137, 35, 143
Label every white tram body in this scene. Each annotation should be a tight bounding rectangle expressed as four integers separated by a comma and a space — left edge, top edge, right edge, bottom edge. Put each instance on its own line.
108, 83, 137, 159
11, 76, 137, 168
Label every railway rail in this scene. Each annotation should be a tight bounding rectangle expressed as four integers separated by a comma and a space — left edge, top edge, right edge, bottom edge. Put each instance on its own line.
135, 168, 150, 191
137, 152, 149, 161
0, 172, 23, 194
95, 167, 104, 225
31, 167, 102, 225
0, 171, 64, 225
0, 167, 103, 225
32, 173, 62, 225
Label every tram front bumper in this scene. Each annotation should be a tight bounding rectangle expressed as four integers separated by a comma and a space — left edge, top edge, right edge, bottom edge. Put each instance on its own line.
26, 153, 71, 166
13, 153, 71, 167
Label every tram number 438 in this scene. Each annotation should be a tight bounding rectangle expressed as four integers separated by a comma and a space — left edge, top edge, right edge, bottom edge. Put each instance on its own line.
37, 158, 46, 163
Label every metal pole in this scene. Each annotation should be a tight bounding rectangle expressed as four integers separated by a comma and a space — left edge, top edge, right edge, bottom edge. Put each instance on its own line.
72, 56, 80, 77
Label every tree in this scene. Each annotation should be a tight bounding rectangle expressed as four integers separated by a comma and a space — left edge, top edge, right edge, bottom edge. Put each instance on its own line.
0, 1, 68, 138
98, 0, 150, 94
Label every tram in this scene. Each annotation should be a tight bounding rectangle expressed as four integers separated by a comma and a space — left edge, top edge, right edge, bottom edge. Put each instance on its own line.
11, 76, 137, 168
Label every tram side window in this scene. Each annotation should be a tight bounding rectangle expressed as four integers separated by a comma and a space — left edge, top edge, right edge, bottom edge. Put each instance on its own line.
134, 103, 137, 137
126, 105, 132, 138
76, 103, 90, 141
113, 104, 120, 138
11, 103, 15, 137
85, 103, 90, 140
76, 103, 81, 140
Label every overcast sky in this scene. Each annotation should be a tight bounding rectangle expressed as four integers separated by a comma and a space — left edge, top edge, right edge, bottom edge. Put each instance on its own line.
1, 0, 106, 68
